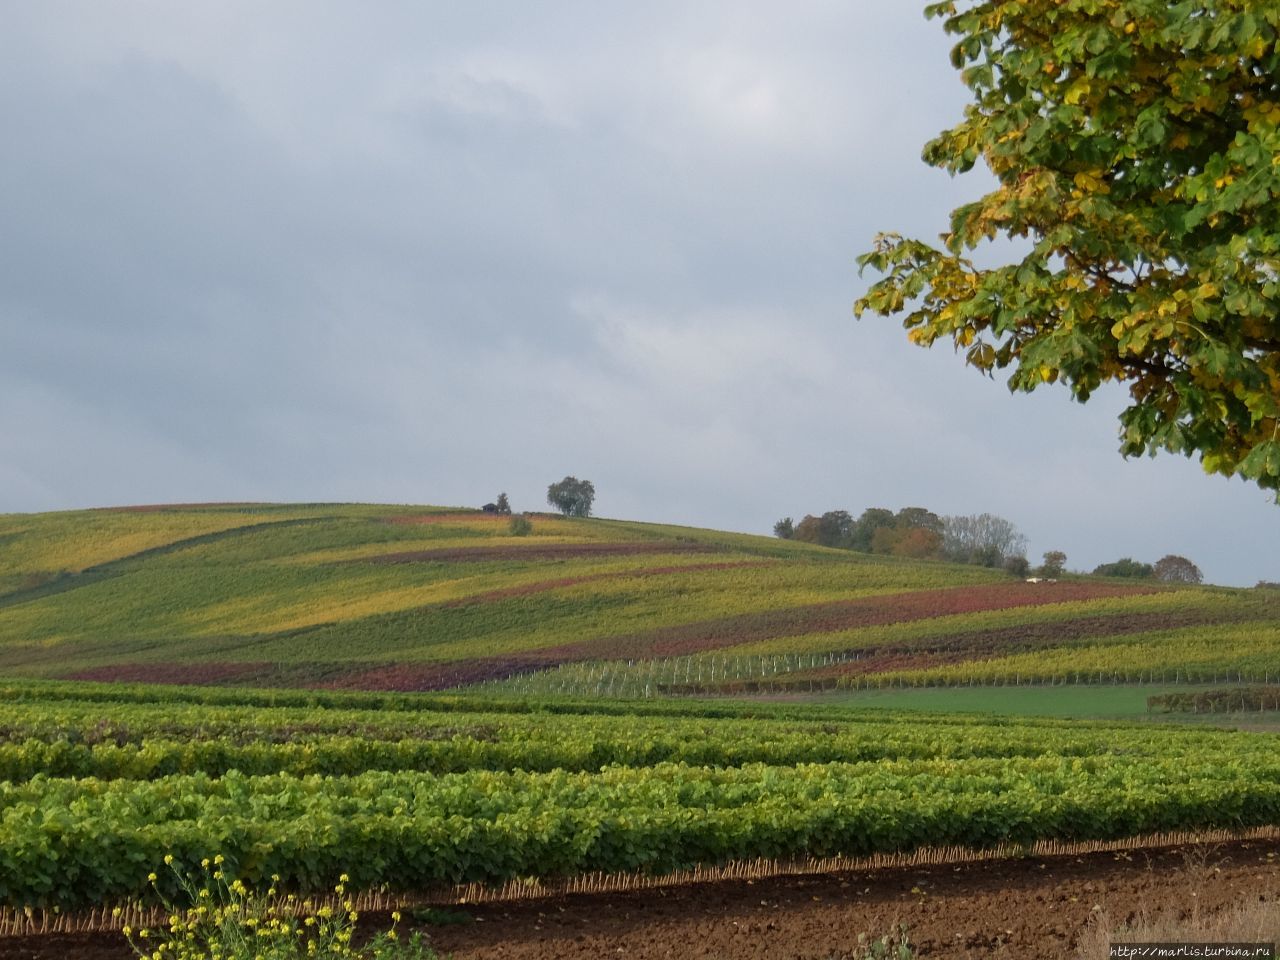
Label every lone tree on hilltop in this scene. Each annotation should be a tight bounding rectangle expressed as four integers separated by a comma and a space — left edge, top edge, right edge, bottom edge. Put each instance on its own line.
856, 1, 1280, 495
494, 493, 512, 515
773, 517, 795, 539
547, 477, 595, 517
1154, 554, 1204, 584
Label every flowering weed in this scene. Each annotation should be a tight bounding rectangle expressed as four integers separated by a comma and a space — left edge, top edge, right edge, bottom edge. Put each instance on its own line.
122, 858, 438, 960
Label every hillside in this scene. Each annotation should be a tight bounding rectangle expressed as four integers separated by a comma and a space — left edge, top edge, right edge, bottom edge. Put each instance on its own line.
0, 503, 1275, 694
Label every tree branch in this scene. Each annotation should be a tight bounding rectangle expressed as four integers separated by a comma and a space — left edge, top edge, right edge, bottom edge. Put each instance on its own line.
1119, 355, 1178, 377
1085, 264, 1137, 291
1243, 336, 1280, 352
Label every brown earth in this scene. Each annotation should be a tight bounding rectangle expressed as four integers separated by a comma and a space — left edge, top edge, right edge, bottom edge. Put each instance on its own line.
5, 839, 1278, 960
321, 657, 558, 691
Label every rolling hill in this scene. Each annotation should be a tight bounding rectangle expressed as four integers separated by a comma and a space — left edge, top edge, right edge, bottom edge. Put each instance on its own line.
0, 502, 1275, 695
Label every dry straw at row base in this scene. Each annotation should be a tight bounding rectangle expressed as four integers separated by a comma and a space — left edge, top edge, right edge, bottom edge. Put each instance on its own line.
4, 825, 1279, 938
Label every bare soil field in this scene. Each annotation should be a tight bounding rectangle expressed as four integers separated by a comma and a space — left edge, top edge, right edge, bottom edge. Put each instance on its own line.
5, 839, 1277, 960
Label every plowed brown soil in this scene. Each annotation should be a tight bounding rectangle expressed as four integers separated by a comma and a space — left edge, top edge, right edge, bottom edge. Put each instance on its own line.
6, 839, 1278, 960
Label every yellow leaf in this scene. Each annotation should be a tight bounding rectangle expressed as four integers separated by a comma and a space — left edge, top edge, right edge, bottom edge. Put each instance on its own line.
1072, 170, 1109, 194
1064, 81, 1091, 106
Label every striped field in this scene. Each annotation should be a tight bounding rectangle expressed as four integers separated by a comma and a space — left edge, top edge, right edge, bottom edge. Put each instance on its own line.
0, 502, 1275, 695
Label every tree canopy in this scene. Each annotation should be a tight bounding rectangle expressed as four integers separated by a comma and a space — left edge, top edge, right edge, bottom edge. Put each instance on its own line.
546, 477, 595, 517
856, 1, 1280, 494
774, 505, 1021, 566
1093, 557, 1155, 578
941, 512, 1027, 566
1154, 553, 1204, 583
1039, 550, 1067, 577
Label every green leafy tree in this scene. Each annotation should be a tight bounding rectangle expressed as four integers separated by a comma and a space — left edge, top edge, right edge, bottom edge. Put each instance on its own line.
894, 506, 944, 534
1093, 557, 1154, 578
494, 493, 512, 516
546, 477, 595, 517
817, 510, 855, 547
856, 1, 1280, 494
1004, 554, 1031, 577
792, 511, 854, 548
1039, 550, 1067, 578
773, 517, 796, 539
849, 507, 896, 552
792, 514, 822, 544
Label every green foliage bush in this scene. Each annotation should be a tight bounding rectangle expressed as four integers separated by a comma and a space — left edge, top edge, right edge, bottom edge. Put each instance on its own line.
1093, 558, 1154, 579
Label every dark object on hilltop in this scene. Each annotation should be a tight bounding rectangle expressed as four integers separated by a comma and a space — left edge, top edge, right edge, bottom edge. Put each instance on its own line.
495, 493, 512, 515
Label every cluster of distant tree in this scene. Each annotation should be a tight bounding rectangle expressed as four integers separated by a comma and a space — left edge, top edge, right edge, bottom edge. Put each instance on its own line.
774, 508, 1207, 584
773, 507, 1030, 571
1093, 555, 1203, 584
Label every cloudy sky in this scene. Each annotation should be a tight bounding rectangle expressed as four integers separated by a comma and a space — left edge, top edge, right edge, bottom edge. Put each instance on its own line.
2, 2, 1276, 585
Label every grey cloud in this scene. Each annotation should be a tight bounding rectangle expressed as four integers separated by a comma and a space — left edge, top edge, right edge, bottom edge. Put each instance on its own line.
0, 2, 1275, 586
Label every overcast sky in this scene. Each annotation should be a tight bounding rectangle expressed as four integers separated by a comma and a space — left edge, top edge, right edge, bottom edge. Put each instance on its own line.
2, 2, 1276, 586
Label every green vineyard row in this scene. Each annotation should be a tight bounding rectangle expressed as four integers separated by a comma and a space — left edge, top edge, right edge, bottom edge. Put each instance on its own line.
4, 753, 1280, 908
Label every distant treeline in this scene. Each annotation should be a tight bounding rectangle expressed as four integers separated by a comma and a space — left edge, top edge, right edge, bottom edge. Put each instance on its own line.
773, 507, 1029, 571
773, 509, 1214, 584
